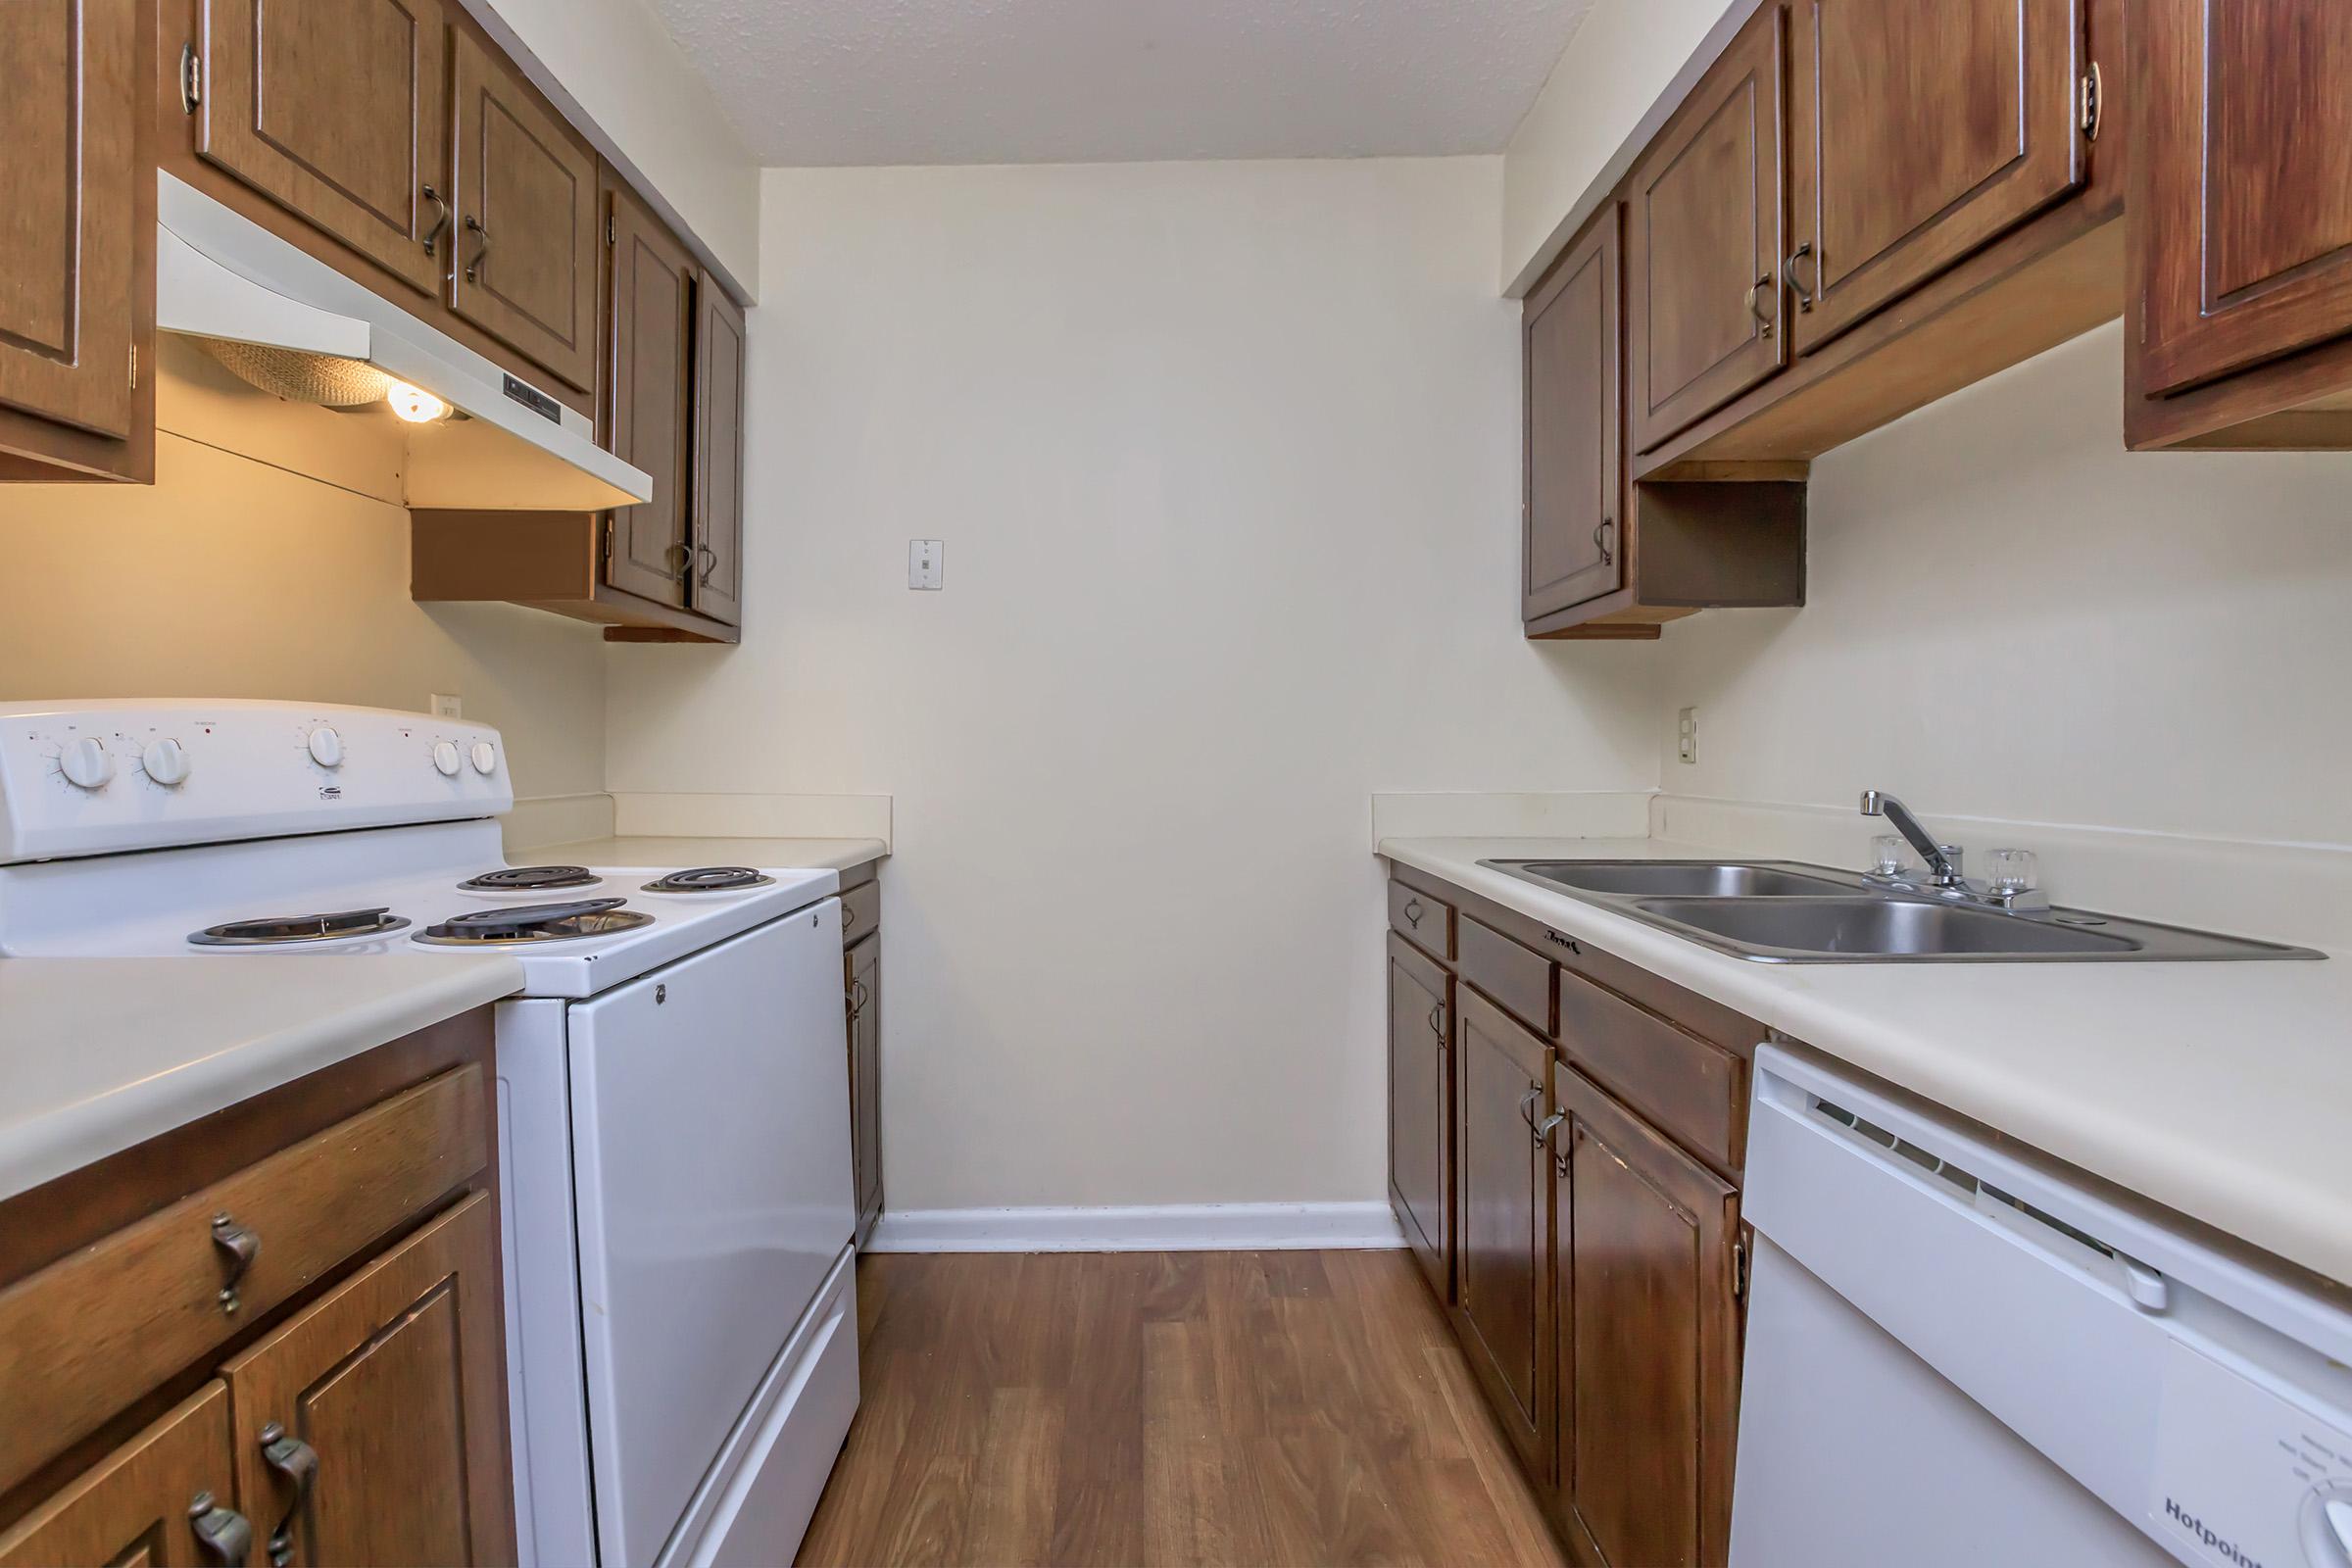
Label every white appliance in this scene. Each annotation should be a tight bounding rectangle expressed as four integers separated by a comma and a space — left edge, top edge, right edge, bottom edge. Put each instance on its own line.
156, 172, 651, 513
0, 700, 859, 1568
1733, 1044, 2352, 1568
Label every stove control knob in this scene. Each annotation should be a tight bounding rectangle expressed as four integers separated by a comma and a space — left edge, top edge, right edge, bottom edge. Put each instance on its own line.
431, 741, 463, 777
141, 737, 192, 787
468, 741, 497, 776
59, 736, 115, 790
306, 726, 344, 769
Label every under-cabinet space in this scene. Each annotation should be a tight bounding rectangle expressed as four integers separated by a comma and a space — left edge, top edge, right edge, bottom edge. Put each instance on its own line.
1524, 478, 1805, 641
2126, 0, 2352, 450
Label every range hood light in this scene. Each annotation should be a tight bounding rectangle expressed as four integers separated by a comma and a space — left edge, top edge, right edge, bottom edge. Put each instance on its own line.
386, 380, 451, 423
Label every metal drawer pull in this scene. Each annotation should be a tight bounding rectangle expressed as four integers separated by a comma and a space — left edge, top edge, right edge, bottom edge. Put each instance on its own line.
464, 216, 492, 282
1534, 1107, 1568, 1148
1402, 898, 1423, 927
189, 1494, 254, 1567
420, 183, 449, 257
259, 1423, 318, 1568
211, 1212, 259, 1315
1748, 272, 1776, 335
1788, 242, 1817, 312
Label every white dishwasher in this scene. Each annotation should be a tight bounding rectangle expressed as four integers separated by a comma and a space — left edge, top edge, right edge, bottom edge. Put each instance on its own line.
1733, 1044, 2352, 1568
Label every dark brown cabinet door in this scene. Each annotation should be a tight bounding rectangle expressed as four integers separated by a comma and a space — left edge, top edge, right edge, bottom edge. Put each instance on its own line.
221, 1193, 514, 1568
1551, 1066, 1740, 1568
604, 183, 697, 608
449, 28, 599, 392
2139, 0, 2352, 393
1628, 2, 1787, 453
0, 0, 140, 443
0, 1383, 241, 1567
691, 273, 747, 627
1789, 0, 2084, 354
1524, 205, 1624, 623
848, 934, 883, 1245
1387, 932, 1452, 1302
1453, 987, 1553, 1476
197, 0, 449, 298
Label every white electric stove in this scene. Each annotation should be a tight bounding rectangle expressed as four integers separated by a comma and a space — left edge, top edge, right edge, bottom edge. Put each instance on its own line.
0, 700, 860, 1568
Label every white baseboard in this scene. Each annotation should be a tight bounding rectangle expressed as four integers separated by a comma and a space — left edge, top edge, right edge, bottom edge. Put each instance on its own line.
864, 1200, 1407, 1254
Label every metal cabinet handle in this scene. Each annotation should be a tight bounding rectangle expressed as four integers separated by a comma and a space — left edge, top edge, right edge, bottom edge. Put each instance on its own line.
420, 184, 449, 257
1519, 1084, 1544, 1129
1402, 898, 1423, 928
1427, 1002, 1444, 1038
212, 1212, 259, 1316
1748, 272, 1777, 336
259, 1423, 318, 1568
1788, 242, 1818, 312
696, 543, 719, 585
189, 1494, 254, 1567
1592, 516, 1616, 566
1534, 1107, 1568, 1148
663, 541, 693, 580
464, 216, 492, 282
849, 980, 870, 1019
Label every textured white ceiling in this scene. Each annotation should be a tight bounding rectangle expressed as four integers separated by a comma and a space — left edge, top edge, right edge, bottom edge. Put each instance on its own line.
644, 0, 1599, 167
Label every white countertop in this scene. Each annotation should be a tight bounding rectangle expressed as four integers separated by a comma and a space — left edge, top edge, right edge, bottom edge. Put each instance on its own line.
522, 835, 888, 874
1381, 836, 2352, 1289
0, 955, 523, 1202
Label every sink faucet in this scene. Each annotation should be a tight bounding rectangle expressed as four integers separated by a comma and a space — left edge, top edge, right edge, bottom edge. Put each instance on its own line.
1859, 791, 1966, 888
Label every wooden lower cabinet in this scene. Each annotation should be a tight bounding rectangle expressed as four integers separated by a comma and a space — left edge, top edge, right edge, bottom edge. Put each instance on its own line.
1389, 869, 1751, 1565
0, 1013, 514, 1566
1452, 986, 1554, 1476
1387, 932, 1452, 1300
222, 1193, 511, 1568
847, 929, 884, 1247
0, 1384, 243, 1568
1550, 1066, 1742, 1568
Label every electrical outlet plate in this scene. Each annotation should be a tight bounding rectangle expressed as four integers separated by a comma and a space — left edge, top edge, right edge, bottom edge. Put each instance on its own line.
908, 539, 944, 591
1678, 707, 1698, 763
430, 694, 464, 719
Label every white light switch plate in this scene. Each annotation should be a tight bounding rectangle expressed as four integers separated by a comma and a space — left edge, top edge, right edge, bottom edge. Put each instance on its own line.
431, 693, 464, 718
1678, 707, 1698, 764
908, 539, 944, 590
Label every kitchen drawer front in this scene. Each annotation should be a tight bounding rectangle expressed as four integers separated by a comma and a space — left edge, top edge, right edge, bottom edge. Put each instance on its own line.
1556, 970, 1743, 1176
0, 1065, 488, 1496
840, 880, 881, 947
1389, 880, 1454, 961
1459, 916, 1554, 1038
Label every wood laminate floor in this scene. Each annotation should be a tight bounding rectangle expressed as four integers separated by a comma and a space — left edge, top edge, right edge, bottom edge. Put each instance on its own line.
796, 1249, 1566, 1568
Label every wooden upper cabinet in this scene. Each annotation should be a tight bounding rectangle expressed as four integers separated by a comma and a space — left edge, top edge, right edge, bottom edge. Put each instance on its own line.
197, 0, 450, 298
448, 28, 599, 392
1523, 206, 1624, 624
0, 0, 143, 456
2138, 0, 2352, 394
1629, 3, 1787, 454
605, 181, 698, 608
1453, 988, 1553, 1477
0, 1383, 242, 1568
222, 1193, 514, 1568
1551, 1066, 1740, 1568
1387, 932, 1452, 1303
1788, 0, 2084, 354
691, 273, 748, 626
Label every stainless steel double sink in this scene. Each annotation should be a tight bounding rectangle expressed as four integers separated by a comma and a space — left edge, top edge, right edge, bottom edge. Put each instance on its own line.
1480, 859, 2322, 963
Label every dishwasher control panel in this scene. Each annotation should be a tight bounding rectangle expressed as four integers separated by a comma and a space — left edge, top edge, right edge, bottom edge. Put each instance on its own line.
2150, 1339, 2352, 1568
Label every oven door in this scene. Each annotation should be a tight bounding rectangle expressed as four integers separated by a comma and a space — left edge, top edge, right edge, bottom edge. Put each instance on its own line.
566, 901, 853, 1567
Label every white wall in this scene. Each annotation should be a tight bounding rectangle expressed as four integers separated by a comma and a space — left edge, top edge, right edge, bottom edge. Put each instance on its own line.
1659, 320, 2352, 857
606, 159, 1660, 1213
1500, 0, 1739, 292
471, 0, 761, 290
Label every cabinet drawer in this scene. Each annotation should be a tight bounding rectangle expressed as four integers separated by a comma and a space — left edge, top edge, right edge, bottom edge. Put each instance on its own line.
1389, 881, 1454, 960
0, 1065, 488, 1495
840, 880, 881, 946
1555, 970, 1743, 1175
1459, 917, 1553, 1037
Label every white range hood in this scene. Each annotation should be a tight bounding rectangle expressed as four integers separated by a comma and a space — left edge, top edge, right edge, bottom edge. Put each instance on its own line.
156, 172, 650, 511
